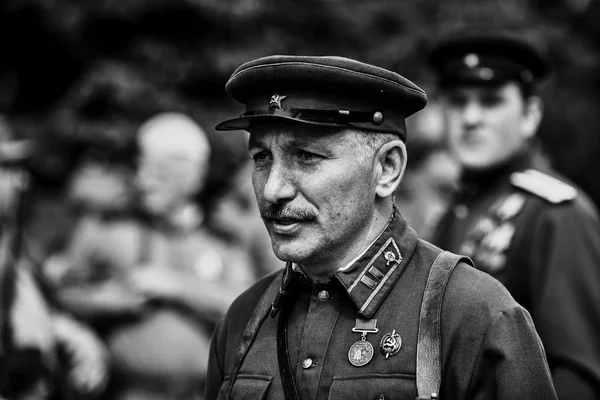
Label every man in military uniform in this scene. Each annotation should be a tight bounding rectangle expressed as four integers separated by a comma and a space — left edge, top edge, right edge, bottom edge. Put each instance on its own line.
205, 55, 557, 399
429, 30, 600, 398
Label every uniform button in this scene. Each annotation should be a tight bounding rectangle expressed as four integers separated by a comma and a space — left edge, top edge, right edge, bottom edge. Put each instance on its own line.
317, 290, 330, 301
302, 358, 313, 369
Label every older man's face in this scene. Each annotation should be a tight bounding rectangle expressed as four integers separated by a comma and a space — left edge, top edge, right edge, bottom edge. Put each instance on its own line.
248, 123, 379, 272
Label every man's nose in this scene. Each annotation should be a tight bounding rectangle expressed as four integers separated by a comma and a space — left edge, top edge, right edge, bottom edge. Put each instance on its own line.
262, 161, 295, 204
462, 102, 483, 126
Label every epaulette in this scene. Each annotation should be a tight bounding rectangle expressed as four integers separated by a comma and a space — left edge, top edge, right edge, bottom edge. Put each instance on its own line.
510, 169, 577, 204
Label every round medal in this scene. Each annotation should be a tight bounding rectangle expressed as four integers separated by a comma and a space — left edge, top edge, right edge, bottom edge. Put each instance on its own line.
348, 340, 374, 367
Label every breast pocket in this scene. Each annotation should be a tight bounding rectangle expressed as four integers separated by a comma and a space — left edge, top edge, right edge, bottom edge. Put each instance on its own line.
327, 374, 417, 400
217, 374, 272, 400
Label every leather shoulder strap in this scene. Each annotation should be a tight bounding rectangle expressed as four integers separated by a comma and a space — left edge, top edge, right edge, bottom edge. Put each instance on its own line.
227, 269, 283, 399
416, 251, 471, 400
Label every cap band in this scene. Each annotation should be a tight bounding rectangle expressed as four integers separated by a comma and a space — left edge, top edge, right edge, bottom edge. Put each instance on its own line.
242, 108, 383, 125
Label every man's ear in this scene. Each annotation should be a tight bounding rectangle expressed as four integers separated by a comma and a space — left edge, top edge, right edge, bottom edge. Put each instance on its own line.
375, 140, 407, 199
521, 96, 543, 140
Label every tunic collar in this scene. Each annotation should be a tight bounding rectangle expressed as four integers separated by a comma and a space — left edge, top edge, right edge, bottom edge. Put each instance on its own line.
333, 206, 419, 318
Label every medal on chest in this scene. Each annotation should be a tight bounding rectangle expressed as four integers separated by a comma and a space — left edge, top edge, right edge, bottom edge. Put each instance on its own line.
459, 193, 525, 274
380, 329, 402, 359
348, 318, 378, 367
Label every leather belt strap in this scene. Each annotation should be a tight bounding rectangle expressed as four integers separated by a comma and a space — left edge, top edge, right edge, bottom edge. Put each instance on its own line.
227, 270, 283, 399
416, 251, 472, 400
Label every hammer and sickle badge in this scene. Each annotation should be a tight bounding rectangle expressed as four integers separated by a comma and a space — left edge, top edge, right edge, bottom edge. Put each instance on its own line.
269, 94, 287, 110
380, 329, 402, 359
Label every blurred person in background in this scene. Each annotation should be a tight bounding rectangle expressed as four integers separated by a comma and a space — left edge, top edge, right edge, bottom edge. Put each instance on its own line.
209, 155, 284, 278
56, 112, 254, 400
394, 102, 460, 240
0, 115, 108, 400
429, 29, 600, 398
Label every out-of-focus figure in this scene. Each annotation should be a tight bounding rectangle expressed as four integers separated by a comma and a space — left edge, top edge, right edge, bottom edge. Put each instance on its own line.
394, 102, 460, 240
209, 156, 284, 278
0, 115, 108, 400
57, 112, 255, 400
429, 29, 600, 398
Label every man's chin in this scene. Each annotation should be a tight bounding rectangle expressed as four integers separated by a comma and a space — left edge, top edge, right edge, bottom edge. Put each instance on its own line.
271, 242, 313, 265
457, 153, 497, 171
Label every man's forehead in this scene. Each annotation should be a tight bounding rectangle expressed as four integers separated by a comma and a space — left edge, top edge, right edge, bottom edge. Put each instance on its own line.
442, 81, 518, 96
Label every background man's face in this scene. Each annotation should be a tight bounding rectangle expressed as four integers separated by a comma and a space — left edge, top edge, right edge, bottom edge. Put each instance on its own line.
441, 81, 531, 171
136, 147, 204, 217
248, 123, 378, 269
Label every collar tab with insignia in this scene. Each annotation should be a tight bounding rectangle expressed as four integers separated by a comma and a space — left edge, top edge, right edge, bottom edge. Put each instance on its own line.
510, 169, 577, 204
334, 206, 419, 318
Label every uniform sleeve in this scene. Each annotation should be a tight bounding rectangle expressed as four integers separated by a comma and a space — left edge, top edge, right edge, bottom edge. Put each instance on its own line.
205, 318, 226, 400
528, 200, 600, 398
467, 305, 558, 400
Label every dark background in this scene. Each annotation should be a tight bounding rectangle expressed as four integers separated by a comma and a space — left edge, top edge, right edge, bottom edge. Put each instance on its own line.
1, 0, 599, 211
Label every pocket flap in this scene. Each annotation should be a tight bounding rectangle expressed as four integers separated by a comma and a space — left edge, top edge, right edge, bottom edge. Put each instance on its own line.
224, 374, 272, 400
328, 374, 416, 400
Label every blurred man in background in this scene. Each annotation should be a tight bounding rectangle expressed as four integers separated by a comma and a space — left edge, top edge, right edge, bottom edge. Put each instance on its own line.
394, 102, 460, 240
0, 115, 108, 400
429, 29, 600, 398
57, 112, 254, 400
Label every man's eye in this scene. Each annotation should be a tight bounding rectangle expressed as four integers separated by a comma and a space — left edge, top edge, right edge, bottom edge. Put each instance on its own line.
297, 150, 321, 161
250, 151, 271, 162
480, 95, 503, 107
446, 95, 467, 107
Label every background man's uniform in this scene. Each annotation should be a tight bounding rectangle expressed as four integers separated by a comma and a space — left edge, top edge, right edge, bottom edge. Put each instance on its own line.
429, 32, 600, 398
205, 55, 557, 400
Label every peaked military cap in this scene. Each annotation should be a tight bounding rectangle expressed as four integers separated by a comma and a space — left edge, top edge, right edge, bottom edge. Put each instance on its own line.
429, 29, 552, 85
215, 55, 427, 141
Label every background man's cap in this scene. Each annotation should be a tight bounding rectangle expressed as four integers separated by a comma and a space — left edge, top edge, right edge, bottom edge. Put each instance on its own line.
428, 30, 552, 86
215, 55, 428, 141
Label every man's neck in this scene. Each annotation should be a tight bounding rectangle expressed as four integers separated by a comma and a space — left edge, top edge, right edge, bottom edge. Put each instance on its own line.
297, 205, 394, 282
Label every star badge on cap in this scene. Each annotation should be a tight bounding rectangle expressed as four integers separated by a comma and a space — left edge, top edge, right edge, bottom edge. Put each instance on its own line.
269, 94, 287, 110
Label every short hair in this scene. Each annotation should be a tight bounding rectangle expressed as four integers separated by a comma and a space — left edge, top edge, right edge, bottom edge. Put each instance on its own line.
348, 129, 399, 163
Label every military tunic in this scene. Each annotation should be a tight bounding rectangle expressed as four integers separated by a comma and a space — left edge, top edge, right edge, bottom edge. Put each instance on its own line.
205, 209, 557, 400
432, 153, 600, 398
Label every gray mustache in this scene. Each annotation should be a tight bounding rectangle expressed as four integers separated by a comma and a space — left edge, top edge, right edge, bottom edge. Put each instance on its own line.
261, 205, 316, 221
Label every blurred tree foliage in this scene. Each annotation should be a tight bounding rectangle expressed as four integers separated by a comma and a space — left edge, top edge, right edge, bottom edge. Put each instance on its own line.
1, 0, 600, 207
